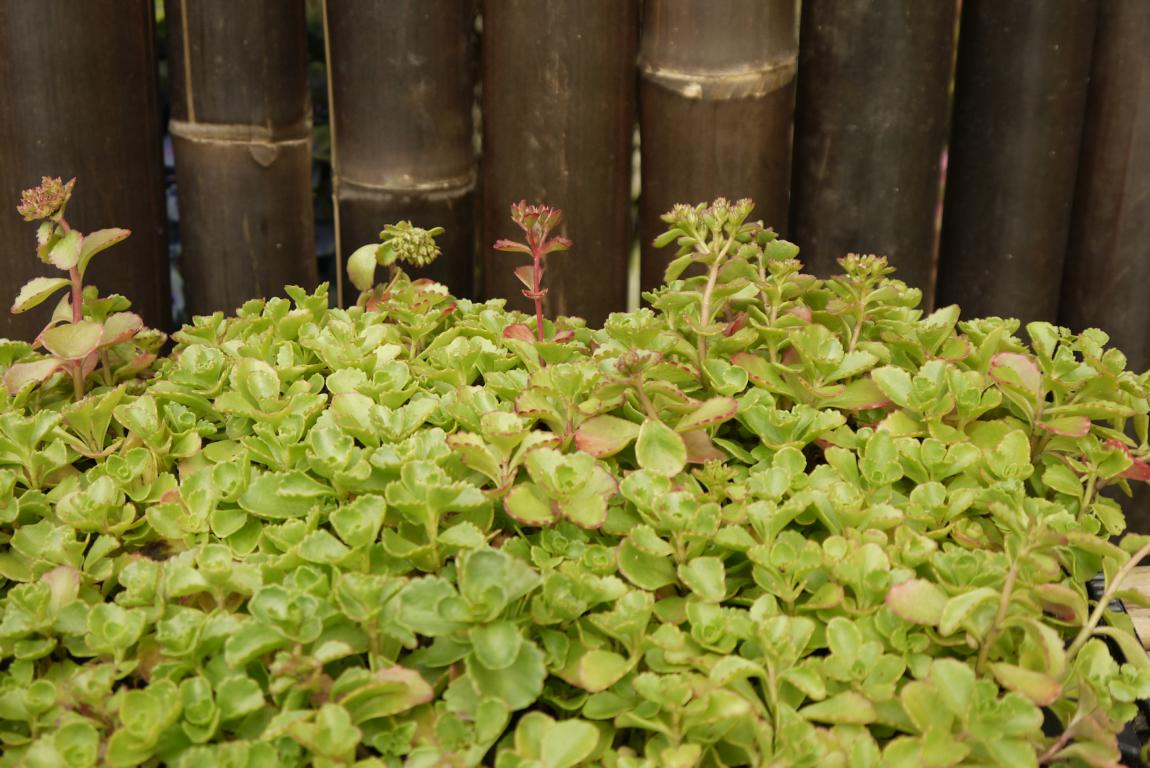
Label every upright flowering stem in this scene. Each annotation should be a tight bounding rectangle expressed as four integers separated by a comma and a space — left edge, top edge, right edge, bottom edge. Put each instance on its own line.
494, 201, 572, 342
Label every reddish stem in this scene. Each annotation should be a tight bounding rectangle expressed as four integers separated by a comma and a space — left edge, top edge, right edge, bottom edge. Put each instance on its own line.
532, 248, 544, 341
68, 267, 82, 324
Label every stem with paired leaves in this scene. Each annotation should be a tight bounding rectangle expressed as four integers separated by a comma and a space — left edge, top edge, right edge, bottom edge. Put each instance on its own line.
493, 201, 572, 342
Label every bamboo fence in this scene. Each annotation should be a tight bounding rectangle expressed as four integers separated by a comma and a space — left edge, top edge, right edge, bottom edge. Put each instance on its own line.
638, 0, 797, 294
1, 4, 1150, 505
168, 0, 316, 316
0, 0, 169, 339
323, 0, 478, 304
790, 1, 957, 299
482, 0, 637, 327
935, 0, 1099, 325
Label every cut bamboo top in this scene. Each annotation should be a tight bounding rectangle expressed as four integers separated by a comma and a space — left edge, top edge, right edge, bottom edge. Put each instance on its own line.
639, 0, 797, 99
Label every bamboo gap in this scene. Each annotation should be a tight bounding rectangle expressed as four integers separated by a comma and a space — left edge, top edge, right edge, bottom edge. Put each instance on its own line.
0, 0, 169, 340
935, 0, 1098, 326
638, 0, 797, 294
1061, 0, 1150, 371
790, 1, 957, 300
168, 0, 316, 316
324, 0, 477, 305
482, 0, 637, 326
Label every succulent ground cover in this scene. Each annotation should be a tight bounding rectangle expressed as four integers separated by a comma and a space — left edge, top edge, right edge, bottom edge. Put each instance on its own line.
2, 189, 1150, 766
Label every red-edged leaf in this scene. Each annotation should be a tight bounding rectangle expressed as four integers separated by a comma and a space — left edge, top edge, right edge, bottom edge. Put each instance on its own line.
822, 378, 891, 411
575, 414, 640, 458
40, 321, 103, 360
990, 352, 1042, 397
724, 313, 747, 337
682, 429, 725, 463
1037, 416, 1091, 438
493, 239, 532, 255
100, 312, 144, 346
513, 265, 535, 290
790, 305, 813, 322
540, 235, 571, 255
731, 351, 770, 385
503, 483, 557, 526
676, 397, 738, 433
886, 579, 947, 626
77, 227, 131, 275
3, 358, 62, 394
550, 330, 574, 343
10, 276, 72, 314
989, 663, 1062, 706
503, 323, 535, 342
1106, 439, 1150, 481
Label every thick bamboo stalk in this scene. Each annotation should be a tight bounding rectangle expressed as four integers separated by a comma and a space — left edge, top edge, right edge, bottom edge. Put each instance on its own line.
639, 0, 797, 293
0, 0, 169, 340
790, 1, 957, 299
324, 0, 477, 304
168, 0, 316, 316
483, 0, 637, 326
1061, 0, 1150, 371
935, 0, 1098, 325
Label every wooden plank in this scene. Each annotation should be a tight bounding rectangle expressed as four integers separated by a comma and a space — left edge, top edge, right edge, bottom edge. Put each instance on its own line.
1060, 0, 1150, 372
790, 1, 957, 299
168, 0, 317, 316
482, 0, 636, 327
638, 0, 796, 294
935, 0, 1098, 326
0, 0, 169, 338
325, 0, 477, 304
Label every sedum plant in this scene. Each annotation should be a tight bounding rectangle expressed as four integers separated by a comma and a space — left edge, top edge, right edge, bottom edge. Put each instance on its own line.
494, 201, 572, 342
1, 192, 1150, 766
4, 177, 164, 402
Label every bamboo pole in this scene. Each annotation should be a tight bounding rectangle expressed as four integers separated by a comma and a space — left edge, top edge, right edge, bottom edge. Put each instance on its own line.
324, 0, 477, 304
0, 0, 169, 340
935, 0, 1098, 325
168, 0, 316, 316
638, 0, 797, 294
1061, 0, 1150, 371
790, 1, 957, 300
483, 0, 637, 326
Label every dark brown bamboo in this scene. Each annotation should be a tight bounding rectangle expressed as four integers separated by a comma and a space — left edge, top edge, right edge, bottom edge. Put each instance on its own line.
1061, 0, 1150, 372
935, 0, 1098, 325
639, 0, 797, 293
0, 0, 169, 340
168, 0, 316, 316
483, 0, 637, 326
325, 0, 477, 304
790, 1, 957, 299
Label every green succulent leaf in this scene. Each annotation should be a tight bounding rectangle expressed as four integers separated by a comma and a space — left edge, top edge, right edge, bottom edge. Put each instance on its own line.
635, 419, 687, 477
11, 277, 72, 314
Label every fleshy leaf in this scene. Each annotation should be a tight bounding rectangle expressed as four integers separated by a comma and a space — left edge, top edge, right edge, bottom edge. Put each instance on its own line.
3, 358, 62, 394
635, 419, 687, 477
11, 276, 71, 314
347, 244, 380, 291
77, 227, 130, 275
989, 663, 1061, 706
990, 352, 1042, 397
886, 579, 947, 626
504, 483, 558, 526
46, 229, 83, 270
40, 320, 103, 360
575, 414, 640, 458
675, 396, 738, 433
